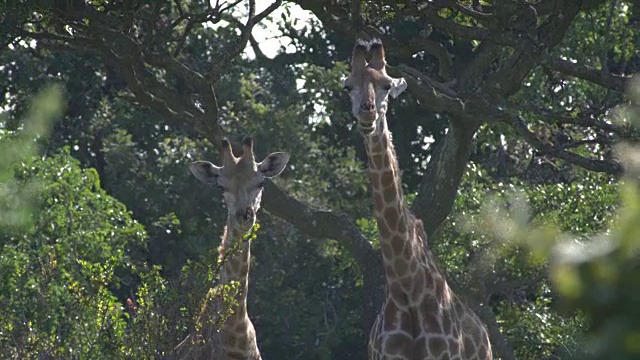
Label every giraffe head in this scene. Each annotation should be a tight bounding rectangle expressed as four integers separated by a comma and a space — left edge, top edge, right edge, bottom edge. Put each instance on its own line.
343, 38, 407, 135
189, 137, 290, 232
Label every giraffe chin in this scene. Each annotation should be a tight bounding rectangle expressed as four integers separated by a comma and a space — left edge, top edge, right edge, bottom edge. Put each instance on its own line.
358, 111, 378, 122
357, 112, 377, 135
358, 123, 376, 135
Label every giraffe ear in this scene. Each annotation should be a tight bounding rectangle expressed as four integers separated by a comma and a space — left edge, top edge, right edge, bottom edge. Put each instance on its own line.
390, 77, 407, 98
189, 161, 221, 184
258, 152, 290, 178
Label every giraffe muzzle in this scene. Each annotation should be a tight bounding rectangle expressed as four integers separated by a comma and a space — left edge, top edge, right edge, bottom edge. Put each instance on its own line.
360, 101, 376, 113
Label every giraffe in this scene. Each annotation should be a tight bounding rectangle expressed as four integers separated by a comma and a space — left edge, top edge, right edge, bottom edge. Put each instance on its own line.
343, 39, 493, 360
174, 136, 290, 360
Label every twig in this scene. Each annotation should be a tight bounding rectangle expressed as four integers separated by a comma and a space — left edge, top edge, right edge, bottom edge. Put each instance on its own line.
543, 55, 629, 92
509, 115, 623, 175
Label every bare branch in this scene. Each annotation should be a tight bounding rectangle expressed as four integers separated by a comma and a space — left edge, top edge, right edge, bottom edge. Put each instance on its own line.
116, 59, 204, 132
208, 0, 282, 80
409, 36, 455, 80
543, 56, 630, 92
560, 138, 613, 150
481, 1, 582, 99
446, 0, 494, 19
261, 178, 385, 332
457, 41, 500, 90
172, 18, 197, 56
248, 32, 268, 60
419, 7, 490, 40
19, 28, 90, 45
509, 115, 623, 175
261, 182, 378, 275
392, 64, 465, 116
251, 0, 282, 26
485, 272, 547, 299
550, 110, 631, 138
170, 1, 241, 56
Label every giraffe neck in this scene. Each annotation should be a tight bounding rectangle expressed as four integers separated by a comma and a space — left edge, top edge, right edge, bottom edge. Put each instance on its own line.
216, 224, 261, 359
219, 224, 252, 316
174, 224, 260, 360
362, 114, 444, 307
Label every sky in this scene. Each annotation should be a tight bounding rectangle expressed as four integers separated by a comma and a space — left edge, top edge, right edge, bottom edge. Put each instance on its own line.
235, 2, 316, 59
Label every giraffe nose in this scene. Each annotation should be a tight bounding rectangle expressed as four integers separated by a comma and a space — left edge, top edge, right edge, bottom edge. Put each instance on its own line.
360, 101, 375, 113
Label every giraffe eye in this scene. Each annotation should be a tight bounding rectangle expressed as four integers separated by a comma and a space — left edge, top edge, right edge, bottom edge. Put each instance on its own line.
382, 84, 392, 91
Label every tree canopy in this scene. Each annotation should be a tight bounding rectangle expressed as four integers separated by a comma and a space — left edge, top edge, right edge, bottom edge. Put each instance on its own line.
1, 1, 639, 359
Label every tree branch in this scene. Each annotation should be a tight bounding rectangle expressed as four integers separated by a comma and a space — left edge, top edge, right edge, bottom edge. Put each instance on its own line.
208, 0, 282, 80
410, 122, 478, 239
391, 64, 465, 117
544, 108, 631, 138
261, 180, 385, 332
419, 6, 490, 40
262, 182, 377, 271
95, 28, 222, 137
509, 115, 623, 175
408, 36, 455, 80
457, 40, 500, 90
543, 56, 630, 92
446, 0, 494, 20
481, 0, 582, 100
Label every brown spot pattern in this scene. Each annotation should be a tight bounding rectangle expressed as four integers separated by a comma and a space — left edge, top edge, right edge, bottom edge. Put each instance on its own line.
442, 314, 452, 334
381, 135, 389, 149
411, 271, 425, 300
383, 186, 396, 203
372, 154, 383, 170
390, 282, 408, 307
449, 338, 461, 354
395, 259, 408, 277
463, 336, 476, 357
381, 242, 393, 259
400, 276, 413, 291
385, 208, 400, 232
383, 302, 399, 331
423, 313, 441, 333
374, 191, 384, 209
410, 261, 417, 273
402, 242, 412, 259
385, 333, 413, 355
378, 218, 391, 238
349, 58, 492, 358
226, 334, 238, 347
380, 171, 394, 187
391, 235, 404, 255
397, 216, 408, 234
429, 337, 447, 356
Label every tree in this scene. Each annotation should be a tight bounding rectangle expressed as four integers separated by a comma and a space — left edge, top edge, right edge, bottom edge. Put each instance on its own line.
1, 0, 638, 358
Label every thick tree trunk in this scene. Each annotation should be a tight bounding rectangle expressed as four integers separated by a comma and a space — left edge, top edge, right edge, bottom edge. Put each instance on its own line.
411, 120, 479, 239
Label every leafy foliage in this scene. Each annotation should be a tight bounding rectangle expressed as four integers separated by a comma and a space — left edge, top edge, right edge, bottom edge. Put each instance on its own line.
0, 146, 146, 358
